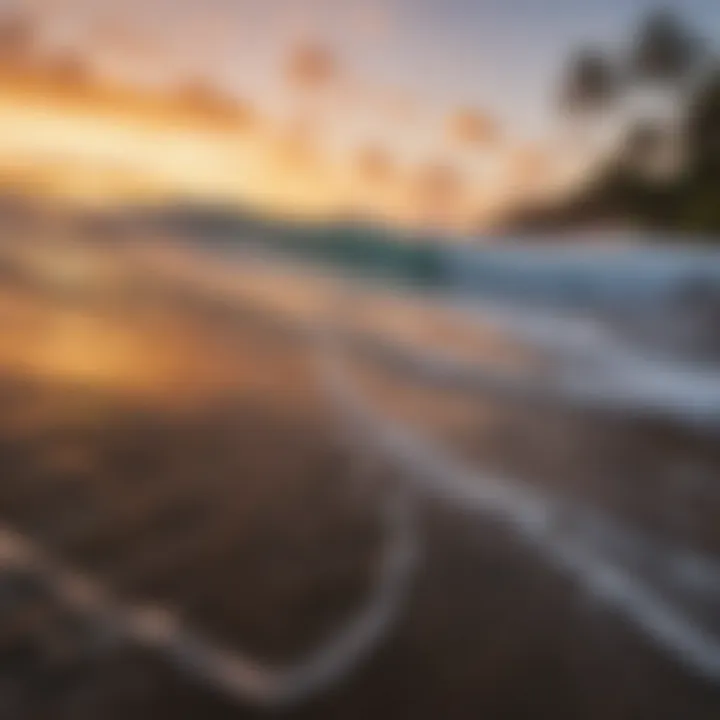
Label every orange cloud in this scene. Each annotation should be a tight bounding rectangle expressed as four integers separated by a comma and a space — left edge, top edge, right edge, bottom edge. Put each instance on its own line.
169, 81, 258, 131
0, 12, 38, 66
355, 145, 396, 185
0, 9, 533, 231
270, 122, 323, 175
508, 146, 550, 184
286, 43, 338, 92
410, 161, 470, 228
448, 108, 499, 147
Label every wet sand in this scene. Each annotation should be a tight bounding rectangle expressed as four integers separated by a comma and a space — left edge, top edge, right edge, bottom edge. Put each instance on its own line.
0, 234, 718, 718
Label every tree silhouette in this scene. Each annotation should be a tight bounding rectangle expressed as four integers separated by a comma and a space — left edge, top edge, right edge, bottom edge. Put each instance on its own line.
561, 48, 617, 114
686, 72, 720, 179
631, 9, 703, 85
512, 8, 720, 236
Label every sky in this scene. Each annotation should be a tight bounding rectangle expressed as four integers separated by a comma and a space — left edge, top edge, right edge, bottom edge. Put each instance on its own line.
2, 0, 720, 228
23, 0, 720, 128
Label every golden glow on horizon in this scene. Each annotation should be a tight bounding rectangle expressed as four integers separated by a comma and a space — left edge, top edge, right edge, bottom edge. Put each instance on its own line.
0, 91, 349, 215
0, 2, 596, 231
0, 75, 569, 229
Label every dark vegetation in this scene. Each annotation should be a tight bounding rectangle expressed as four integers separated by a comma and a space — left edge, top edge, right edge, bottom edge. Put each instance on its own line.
509, 9, 720, 238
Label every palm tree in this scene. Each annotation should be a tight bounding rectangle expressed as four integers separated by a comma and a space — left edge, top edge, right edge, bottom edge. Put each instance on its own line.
561, 48, 617, 115
624, 10, 709, 183
619, 119, 680, 180
686, 72, 720, 178
631, 9, 703, 86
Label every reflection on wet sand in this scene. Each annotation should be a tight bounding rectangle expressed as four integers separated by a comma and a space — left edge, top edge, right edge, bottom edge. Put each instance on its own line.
0, 219, 718, 719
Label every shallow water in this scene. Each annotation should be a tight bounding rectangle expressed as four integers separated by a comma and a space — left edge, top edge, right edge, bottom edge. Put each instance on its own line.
0, 226, 719, 718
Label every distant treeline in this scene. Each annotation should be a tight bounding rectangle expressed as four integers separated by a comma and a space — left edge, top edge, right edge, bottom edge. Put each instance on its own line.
507, 9, 720, 239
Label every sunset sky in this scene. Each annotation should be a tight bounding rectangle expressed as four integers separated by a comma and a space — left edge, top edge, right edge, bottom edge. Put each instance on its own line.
1, 0, 719, 229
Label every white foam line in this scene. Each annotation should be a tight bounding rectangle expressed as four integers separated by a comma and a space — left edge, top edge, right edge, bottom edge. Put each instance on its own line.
0, 489, 418, 709
133, 248, 720, 430
347, 331, 720, 430
316, 341, 720, 681
574, 509, 720, 601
